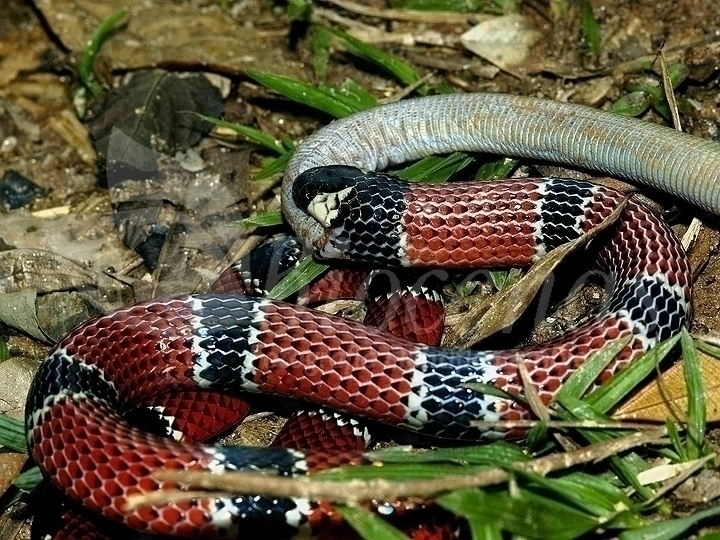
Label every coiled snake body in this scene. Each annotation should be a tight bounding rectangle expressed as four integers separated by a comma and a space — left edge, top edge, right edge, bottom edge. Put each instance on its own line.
27, 94, 718, 537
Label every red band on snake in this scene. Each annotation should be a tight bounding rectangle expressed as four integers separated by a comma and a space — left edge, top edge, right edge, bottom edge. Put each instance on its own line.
27, 93, 713, 537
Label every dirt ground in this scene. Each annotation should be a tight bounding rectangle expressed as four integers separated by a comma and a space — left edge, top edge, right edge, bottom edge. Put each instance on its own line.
2, 0, 720, 538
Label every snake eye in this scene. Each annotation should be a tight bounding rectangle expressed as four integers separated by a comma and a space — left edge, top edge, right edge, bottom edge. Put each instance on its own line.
292, 166, 362, 227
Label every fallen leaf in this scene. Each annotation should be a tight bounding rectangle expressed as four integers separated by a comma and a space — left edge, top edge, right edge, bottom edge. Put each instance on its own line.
613, 351, 720, 422
0, 289, 47, 342
31, 0, 307, 79
0, 249, 97, 294
87, 71, 223, 184
0, 454, 27, 497
461, 14, 541, 71
444, 198, 627, 348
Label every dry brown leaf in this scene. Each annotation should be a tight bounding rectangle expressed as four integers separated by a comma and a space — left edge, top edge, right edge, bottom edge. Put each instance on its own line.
31, 0, 306, 79
0, 249, 97, 294
444, 198, 628, 348
0, 454, 27, 497
0, 25, 48, 89
48, 109, 97, 164
0, 349, 43, 420
461, 14, 541, 71
613, 351, 720, 422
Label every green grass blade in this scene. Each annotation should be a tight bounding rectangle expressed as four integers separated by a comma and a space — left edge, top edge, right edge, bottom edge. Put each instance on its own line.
311, 25, 332, 79
517, 470, 635, 520
238, 211, 284, 228
0, 414, 27, 452
247, 70, 361, 118
557, 396, 653, 498
388, 0, 486, 12
193, 114, 284, 154
253, 151, 294, 180
476, 158, 518, 180
367, 441, 528, 466
468, 519, 504, 540
694, 337, 720, 359
585, 333, 681, 413
556, 335, 632, 402
619, 505, 720, 540
681, 329, 706, 459
666, 63, 689, 89
318, 79, 378, 111
611, 91, 653, 117
395, 152, 475, 183
12, 466, 42, 491
324, 26, 420, 87
286, 0, 311, 21
78, 7, 129, 98
438, 488, 601, 540
665, 419, 687, 462
338, 505, 410, 540
580, 0, 601, 58
267, 255, 328, 300
488, 267, 523, 291
316, 462, 494, 482
339, 79, 378, 109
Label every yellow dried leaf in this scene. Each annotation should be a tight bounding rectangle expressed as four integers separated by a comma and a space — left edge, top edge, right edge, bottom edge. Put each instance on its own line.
613, 351, 720, 422
0, 453, 27, 497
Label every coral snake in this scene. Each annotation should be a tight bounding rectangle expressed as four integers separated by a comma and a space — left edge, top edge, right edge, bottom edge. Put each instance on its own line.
27, 93, 720, 538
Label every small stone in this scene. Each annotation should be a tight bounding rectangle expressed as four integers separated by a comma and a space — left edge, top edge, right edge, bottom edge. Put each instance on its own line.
0, 170, 46, 210
36, 292, 105, 342
176, 149, 205, 172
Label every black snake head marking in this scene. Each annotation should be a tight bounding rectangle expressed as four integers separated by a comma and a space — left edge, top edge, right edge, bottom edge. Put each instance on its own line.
292, 165, 409, 264
292, 165, 361, 229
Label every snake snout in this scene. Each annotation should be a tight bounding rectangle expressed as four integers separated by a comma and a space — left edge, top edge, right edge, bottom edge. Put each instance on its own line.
292, 165, 363, 229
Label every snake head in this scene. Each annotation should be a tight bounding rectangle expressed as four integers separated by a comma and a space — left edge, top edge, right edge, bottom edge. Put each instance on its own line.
292, 165, 360, 231
292, 165, 406, 264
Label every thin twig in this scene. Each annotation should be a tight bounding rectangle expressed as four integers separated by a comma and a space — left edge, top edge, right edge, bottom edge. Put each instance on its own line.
471, 419, 663, 430
381, 71, 436, 104
658, 45, 703, 252
320, 0, 490, 24
315, 9, 454, 47
514, 353, 550, 423
659, 47, 682, 132
124, 428, 666, 511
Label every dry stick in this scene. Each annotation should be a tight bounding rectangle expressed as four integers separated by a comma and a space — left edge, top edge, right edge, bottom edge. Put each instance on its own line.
604, 37, 719, 77
313, 7, 382, 35
382, 72, 436, 104
513, 353, 550, 423
315, 8, 453, 47
321, 0, 490, 24
657, 46, 704, 252
659, 48, 682, 132
125, 428, 666, 511
471, 419, 663, 430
